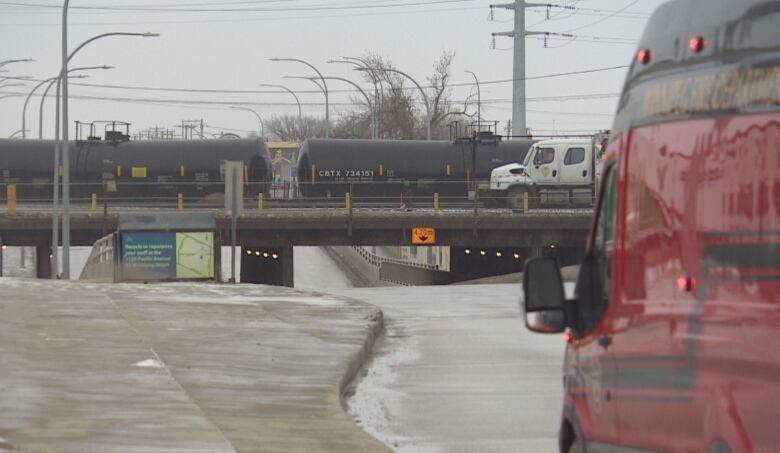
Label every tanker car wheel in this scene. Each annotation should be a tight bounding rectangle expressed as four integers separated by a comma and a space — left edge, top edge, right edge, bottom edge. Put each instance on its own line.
506, 187, 530, 210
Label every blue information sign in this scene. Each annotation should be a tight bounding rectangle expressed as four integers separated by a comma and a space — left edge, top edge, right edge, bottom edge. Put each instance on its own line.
121, 232, 177, 279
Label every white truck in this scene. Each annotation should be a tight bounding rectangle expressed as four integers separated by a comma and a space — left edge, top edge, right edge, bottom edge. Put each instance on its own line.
482, 133, 607, 210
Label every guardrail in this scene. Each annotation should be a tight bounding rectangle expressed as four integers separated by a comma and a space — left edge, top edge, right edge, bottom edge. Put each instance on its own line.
351, 245, 441, 271
0, 181, 592, 211
0, 180, 597, 215
79, 233, 118, 282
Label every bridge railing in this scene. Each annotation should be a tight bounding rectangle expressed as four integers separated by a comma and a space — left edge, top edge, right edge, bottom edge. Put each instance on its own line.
351, 245, 441, 271
79, 232, 118, 282
0, 179, 597, 214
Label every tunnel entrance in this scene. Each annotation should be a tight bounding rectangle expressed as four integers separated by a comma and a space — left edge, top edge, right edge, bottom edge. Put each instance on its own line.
240, 246, 294, 287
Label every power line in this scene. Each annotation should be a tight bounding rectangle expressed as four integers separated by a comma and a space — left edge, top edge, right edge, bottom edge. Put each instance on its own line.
1, 89, 620, 107
562, 0, 642, 32
0, 5, 484, 26
0, 0, 477, 14
13, 65, 628, 97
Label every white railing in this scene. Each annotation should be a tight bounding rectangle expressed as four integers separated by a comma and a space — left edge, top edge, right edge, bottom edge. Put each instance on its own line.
79, 233, 117, 282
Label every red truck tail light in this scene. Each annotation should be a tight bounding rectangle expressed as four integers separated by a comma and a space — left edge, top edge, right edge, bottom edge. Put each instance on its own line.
637, 49, 653, 65
689, 36, 707, 53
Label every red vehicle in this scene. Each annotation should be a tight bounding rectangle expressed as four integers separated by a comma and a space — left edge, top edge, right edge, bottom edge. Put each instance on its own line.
522, 1, 780, 452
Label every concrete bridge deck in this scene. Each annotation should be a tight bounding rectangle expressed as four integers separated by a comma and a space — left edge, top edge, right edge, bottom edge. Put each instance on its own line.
0, 278, 388, 452
0, 207, 593, 248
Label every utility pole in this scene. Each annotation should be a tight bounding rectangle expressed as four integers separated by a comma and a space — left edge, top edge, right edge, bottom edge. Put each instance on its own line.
491, 0, 547, 138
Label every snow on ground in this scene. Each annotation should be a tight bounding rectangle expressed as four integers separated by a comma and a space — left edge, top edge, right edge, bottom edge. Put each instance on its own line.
294, 247, 353, 290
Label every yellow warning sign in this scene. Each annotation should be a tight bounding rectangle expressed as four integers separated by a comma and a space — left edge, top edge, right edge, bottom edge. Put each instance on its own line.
412, 227, 436, 245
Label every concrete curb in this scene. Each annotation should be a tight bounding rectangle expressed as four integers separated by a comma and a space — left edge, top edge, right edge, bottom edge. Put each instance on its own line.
338, 305, 385, 400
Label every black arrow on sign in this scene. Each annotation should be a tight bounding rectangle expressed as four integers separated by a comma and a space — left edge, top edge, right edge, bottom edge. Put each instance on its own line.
418, 235, 429, 242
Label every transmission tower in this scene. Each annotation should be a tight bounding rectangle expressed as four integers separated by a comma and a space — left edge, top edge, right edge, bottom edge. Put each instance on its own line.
491, 1, 549, 138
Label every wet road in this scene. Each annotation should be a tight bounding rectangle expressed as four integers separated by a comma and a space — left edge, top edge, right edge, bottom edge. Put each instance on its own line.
334, 284, 566, 452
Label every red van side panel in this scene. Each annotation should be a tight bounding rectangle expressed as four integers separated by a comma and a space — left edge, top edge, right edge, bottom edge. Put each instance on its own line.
614, 112, 780, 452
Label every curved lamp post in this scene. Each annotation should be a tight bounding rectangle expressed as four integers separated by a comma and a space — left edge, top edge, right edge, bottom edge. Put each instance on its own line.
357, 66, 431, 140
283, 75, 325, 94
270, 58, 329, 138
23, 66, 112, 139
38, 70, 96, 139
56, 26, 159, 279
0, 59, 34, 70
328, 58, 382, 138
9, 129, 30, 139
342, 56, 385, 137
465, 70, 481, 129
229, 106, 265, 139
319, 76, 375, 139
259, 83, 302, 119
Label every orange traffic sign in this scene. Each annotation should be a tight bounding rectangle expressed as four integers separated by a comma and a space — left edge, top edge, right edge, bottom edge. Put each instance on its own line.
412, 227, 436, 245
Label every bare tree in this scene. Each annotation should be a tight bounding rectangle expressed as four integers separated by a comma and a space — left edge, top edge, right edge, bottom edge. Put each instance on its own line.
266, 115, 328, 141
332, 51, 472, 140
263, 52, 476, 142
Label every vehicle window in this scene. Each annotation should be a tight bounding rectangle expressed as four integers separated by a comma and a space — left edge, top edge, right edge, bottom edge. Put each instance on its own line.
523, 147, 535, 166
578, 165, 616, 333
533, 147, 555, 165
564, 147, 585, 165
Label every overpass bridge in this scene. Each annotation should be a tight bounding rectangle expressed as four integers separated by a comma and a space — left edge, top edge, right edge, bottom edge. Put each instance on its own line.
0, 206, 593, 284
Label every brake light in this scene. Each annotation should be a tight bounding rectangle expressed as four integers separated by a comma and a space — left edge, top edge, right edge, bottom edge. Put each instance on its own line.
637, 49, 653, 65
677, 275, 696, 292
689, 36, 706, 53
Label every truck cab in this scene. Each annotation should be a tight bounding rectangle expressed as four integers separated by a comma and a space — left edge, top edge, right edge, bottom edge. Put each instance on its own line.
488, 137, 604, 209
520, 1, 780, 452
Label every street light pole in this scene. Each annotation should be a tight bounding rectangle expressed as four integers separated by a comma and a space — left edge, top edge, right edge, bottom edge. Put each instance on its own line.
60, 0, 70, 278
465, 70, 481, 130
229, 106, 265, 139
358, 66, 431, 140
23, 67, 111, 139
319, 76, 375, 139
39, 71, 93, 139
58, 28, 159, 279
342, 56, 384, 139
259, 83, 302, 119
270, 58, 329, 138
0, 59, 34, 70
9, 129, 30, 139
329, 58, 382, 139
282, 76, 329, 137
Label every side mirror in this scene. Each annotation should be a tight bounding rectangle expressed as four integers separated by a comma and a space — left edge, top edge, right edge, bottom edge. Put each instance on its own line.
522, 257, 566, 333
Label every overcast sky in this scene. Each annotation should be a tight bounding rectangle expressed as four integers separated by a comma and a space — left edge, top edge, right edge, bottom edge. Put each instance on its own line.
0, 0, 667, 140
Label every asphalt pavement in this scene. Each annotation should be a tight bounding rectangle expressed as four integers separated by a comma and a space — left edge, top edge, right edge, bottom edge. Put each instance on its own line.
340, 284, 567, 453
0, 278, 388, 452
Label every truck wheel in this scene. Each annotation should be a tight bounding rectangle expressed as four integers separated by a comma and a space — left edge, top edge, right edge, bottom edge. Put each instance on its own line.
506, 187, 529, 210
568, 439, 584, 453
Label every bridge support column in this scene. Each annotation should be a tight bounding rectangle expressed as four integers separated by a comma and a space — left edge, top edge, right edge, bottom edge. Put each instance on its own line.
281, 246, 294, 288
35, 242, 52, 280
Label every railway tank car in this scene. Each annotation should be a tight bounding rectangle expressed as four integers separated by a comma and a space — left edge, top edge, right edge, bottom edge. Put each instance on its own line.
0, 138, 272, 203
297, 137, 534, 199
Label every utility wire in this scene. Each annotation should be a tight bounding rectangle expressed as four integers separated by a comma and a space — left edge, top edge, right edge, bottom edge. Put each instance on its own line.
0, 0, 477, 14
14, 65, 629, 97
1, 89, 620, 106
0, 5, 484, 26
562, 0, 642, 32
